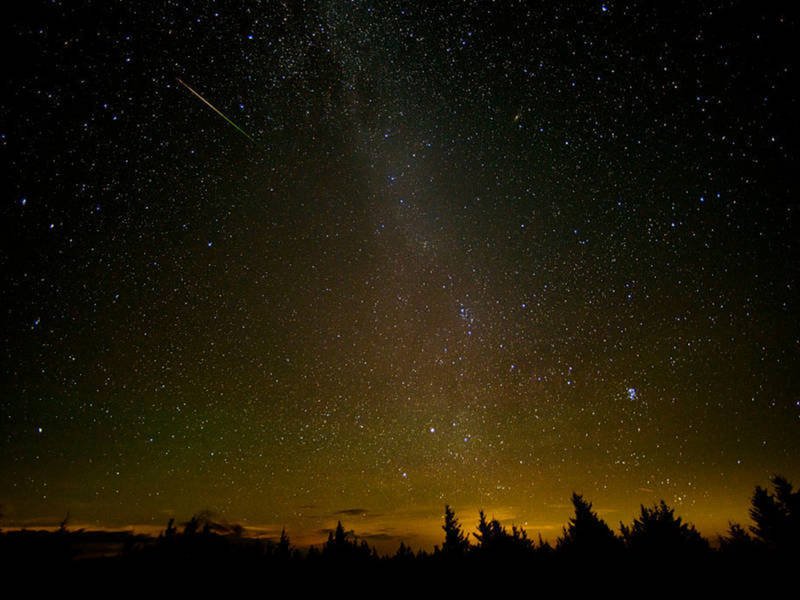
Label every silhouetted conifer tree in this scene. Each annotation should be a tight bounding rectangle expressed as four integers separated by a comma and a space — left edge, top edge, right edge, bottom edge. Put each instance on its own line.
749, 475, 799, 553
557, 492, 621, 555
472, 510, 533, 558
164, 518, 177, 541
362, 539, 377, 560
620, 500, 708, 556
473, 510, 491, 548
58, 512, 70, 533
718, 522, 758, 556
395, 541, 415, 561
325, 522, 342, 556
323, 521, 372, 561
184, 515, 200, 536
441, 505, 470, 557
276, 527, 291, 560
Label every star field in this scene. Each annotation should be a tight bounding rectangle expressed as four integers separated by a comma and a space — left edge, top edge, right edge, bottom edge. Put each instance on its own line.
2, 1, 798, 549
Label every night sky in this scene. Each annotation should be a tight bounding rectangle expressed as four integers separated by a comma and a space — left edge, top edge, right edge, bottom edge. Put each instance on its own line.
2, 1, 798, 551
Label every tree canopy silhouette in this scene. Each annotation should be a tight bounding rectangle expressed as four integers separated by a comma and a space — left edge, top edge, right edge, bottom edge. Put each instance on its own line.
394, 541, 415, 561
5, 477, 800, 572
472, 510, 533, 559
557, 492, 621, 555
749, 475, 799, 554
441, 505, 470, 557
275, 527, 291, 560
718, 522, 759, 557
323, 521, 373, 561
620, 500, 708, 556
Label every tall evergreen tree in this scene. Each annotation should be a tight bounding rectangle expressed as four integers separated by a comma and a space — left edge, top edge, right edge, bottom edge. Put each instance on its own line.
163, 518, 177, 541
472, 510, 533, 558
557, 492, 620, 555
718, 522, 758, 556
620, 500, 708, 556
394, 541, 415, 561
276, 527, 291, 560
323, 521, 372, 561
441, 505, 470, 557
749, 475, 799, 553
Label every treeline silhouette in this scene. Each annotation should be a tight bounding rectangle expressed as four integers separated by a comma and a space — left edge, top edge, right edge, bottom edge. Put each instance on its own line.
1, 475, 797, 574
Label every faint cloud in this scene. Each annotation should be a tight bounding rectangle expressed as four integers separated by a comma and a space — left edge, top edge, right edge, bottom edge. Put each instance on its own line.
333, 508, 369, 516
359, 532, 399, 542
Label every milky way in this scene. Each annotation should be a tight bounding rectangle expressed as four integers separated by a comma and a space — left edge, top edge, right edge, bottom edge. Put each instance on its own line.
2, 1, 797, 550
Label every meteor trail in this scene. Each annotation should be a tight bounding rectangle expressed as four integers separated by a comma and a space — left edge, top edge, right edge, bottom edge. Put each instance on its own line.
177, 77, 255, 143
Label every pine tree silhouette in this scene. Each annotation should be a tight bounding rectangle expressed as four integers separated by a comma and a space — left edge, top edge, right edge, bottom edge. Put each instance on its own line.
473, 509, 492, 549
276, 527, 291, 560
324, 520, 348, 557
183, 515, 200, 536
394, 541, 415, 561
58, 512, 70, 533
441, 505, 470, 557
749, 475, 799, 553
557, 492, 621, 555
472, 509, 533, 558
620, 500, 708, 556
323, 521, 372, 561
718, 522, 758, 556
164, 518, 177, 541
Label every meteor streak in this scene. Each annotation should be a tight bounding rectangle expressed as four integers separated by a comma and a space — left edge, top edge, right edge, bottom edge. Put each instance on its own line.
177, 77, 255, 143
